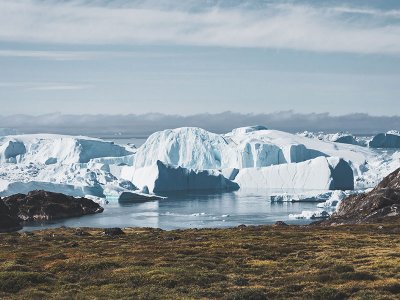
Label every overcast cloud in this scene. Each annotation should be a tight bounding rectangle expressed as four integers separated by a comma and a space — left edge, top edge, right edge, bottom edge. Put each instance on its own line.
1, 0, 400, 54
0, 112, 398, 137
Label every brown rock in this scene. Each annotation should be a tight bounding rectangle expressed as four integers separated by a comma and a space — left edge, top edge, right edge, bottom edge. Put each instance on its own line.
319, 168, 400, 225
2, 190, 104, 221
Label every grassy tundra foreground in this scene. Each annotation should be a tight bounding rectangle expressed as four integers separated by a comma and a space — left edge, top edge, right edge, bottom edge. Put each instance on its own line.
0, 224, 399, 299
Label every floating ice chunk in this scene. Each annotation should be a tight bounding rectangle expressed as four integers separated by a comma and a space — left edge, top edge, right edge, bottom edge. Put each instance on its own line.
271, 191, 334, 203
191, 212, 207, 216
316, 190, 347, 208
289, 210, 330, 220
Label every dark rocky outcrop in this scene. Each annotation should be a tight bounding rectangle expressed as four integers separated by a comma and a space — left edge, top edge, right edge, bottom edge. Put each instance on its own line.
118, 191, 162, 203
2, 190, 103, 222
319, 168, 400, 225
0, 199, 22, 232
104, 228, 125, 236
273, 221, 289, 226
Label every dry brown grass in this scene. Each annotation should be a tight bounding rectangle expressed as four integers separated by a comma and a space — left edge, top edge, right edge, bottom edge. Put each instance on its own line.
0, 224, 399, 299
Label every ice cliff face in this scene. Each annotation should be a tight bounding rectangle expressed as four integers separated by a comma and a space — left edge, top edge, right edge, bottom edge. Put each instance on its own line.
369, 131, 400, 148
121, 160, 239, 193
133, 127, 233, 170
234, 157, 354, 191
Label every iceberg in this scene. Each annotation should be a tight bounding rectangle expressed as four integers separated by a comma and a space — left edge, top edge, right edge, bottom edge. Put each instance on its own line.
369, 131, 400, 148
121, 160, 239, 193
0, 160, 134, 199
289, 210, 330, 220
0, 180, 104, 198
297, 131, 365, 146
0, 134, 132, 164
0, 127, 396, 200
234, 157, 354, 190
270, 190, 342, 203
134, 127, 375, 173
133, 127, 235, 170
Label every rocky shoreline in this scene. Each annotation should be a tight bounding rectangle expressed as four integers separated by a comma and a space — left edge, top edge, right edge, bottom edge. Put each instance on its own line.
317, 167, 400, 225
0, 190, 103, 233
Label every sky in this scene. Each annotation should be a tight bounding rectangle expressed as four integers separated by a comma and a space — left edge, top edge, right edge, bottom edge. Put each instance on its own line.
0, 0, 399, 118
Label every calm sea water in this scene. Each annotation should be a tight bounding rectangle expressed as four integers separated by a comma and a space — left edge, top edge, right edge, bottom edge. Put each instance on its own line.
23, 190, 319, 231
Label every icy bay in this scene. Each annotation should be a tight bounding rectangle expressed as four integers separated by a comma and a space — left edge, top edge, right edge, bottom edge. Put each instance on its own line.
0, 126, 399, 230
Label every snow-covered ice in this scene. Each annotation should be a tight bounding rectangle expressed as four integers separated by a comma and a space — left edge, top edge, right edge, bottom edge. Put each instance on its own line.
270, 190, 346, 203
133, 127, 380, 182
234, 157, 354, 190
297, 131, 366, 146
289, 210, 330, 220
0, 134, 132, 164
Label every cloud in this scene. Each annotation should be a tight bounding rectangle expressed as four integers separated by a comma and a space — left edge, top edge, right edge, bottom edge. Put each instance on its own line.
0, 50, 93, 60
0, 49, 188, 60
29, 84, 93, 91
0, 82, 93, 91
0, 0, 400, 55
0, 111, 398, 137
331, 6, 400, 18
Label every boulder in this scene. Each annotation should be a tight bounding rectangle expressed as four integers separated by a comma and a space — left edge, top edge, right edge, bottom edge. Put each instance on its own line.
104, 228, 124, 236
273, 221, 289, 226
2, 190, 104, 221
118, 191, 162, 203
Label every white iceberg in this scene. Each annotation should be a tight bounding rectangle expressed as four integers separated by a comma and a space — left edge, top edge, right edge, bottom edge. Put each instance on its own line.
270, 190, 343, 203
0, 134, 132, 164
289, 210, 330, 220
297, 131, 366, 146
133, 127, 376, 175
234, 157, 354, 190
0, 180, 104, 198
0, 127, 397, 200
369, 131, 400, 148
120, 160, 239, 193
